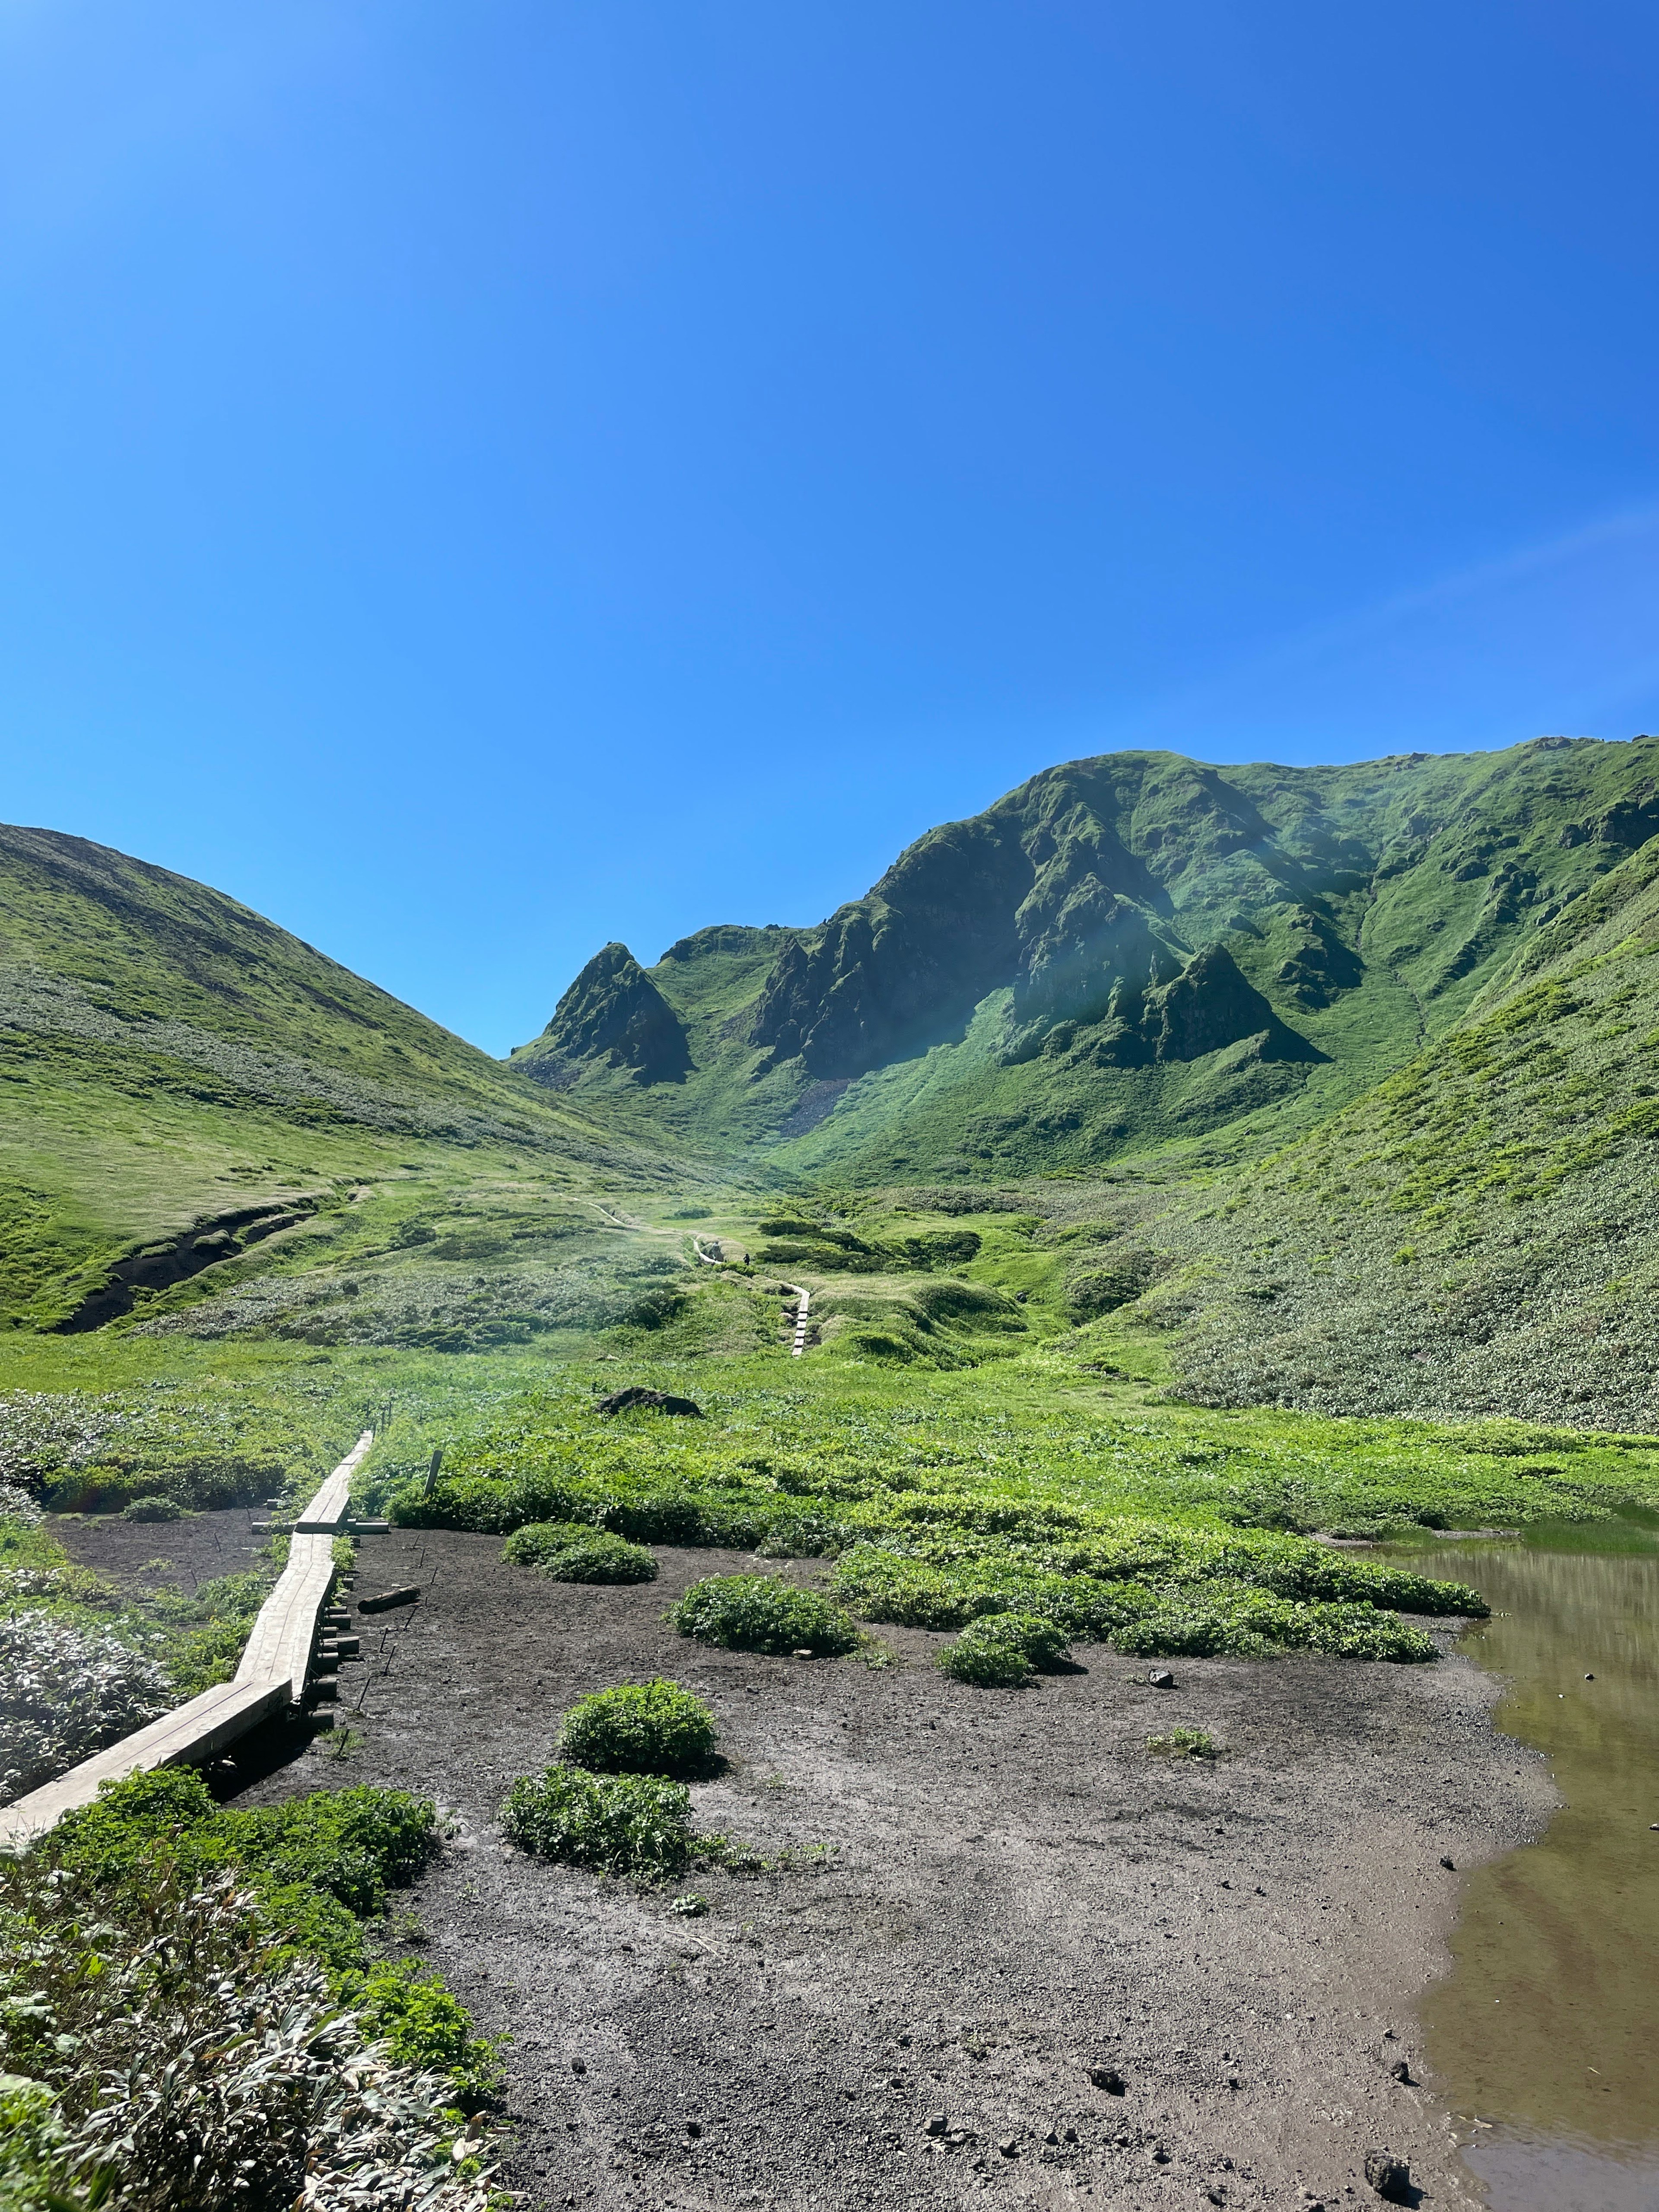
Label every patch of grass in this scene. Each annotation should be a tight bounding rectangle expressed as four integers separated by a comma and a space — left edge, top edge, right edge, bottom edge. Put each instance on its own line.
121, 1493, 182, 1521
557, 1680, 718, 1777
1148, 1726, 1219, 1759
937, 1610, 1073, 1687
501, 1520, 659, 1583
668, 1573, 860, 1656
501, 1765, 713, 1879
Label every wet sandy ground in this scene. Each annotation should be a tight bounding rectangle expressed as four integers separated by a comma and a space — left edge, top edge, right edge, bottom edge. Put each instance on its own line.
54, 1516, 1557, 2211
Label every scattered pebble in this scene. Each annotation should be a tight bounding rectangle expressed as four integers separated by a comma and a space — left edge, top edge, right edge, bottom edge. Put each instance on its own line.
1088, 2065, 1127, 2095
1148, 1667, 1176, 1688
1439, 1856, 1456, 1871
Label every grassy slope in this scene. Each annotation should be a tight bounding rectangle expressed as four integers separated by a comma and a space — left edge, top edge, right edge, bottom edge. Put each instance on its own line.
0, 826, 686, 1325
1112, 836, 1659, 1429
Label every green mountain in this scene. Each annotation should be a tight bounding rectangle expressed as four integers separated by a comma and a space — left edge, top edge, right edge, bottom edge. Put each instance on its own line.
517, 735, 1659, 1182
0, 825, 671, 1329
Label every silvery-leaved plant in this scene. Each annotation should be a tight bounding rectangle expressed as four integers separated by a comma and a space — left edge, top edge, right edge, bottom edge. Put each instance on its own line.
0, 1611, 169, 1803
0, 1868, 498, 2211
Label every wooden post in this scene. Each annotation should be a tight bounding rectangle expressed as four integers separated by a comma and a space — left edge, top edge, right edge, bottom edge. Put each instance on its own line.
422, 1447, 444, 1498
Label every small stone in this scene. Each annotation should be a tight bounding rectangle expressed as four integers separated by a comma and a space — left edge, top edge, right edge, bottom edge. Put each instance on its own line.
792, 1648, 815, 1660
1088, 2065, 1127, 2094
570, 2057, 586, 2075
1043, 2128, 1060, 2145
1586, 1672, 1595, 1681
685, 2121, 702, 2139
1364, 2149, 1410, 2200
1062, 2126, 1079, 2144
998, 2137, 1019, 2158
1151, 2145, 1170, 2164
1440, 1856, 1456, 1871
1148, 1667, 1176, 1688
925, 2114, 947, 2138
1389, 2059, 1413, 2084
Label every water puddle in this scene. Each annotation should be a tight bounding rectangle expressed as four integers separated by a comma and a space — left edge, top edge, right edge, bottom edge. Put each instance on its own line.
1398, 1527, 1659, 2209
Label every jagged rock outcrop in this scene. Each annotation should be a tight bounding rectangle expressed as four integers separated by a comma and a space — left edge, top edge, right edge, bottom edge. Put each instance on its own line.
520, 942, 691, 1085
744, 755, 1329, 1077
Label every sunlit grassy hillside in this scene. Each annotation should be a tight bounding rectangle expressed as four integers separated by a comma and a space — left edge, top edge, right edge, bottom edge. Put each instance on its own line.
0, 825, 682, 1328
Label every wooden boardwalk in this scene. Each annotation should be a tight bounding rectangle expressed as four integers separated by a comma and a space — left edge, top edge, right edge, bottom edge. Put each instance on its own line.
0, 1430, 374, 1851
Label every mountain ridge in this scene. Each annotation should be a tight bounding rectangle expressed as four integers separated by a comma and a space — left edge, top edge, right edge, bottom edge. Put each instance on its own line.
520, 734, 1659, 1182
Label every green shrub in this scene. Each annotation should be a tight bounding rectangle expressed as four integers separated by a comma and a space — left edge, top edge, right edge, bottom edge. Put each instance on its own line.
50, 1769, 439, 1936
1113, 1602, 1271, 1659
668, 1573, 859, 1656
558, 1681, 718, 1776
500, 1766, 702, 1878
938, 1634, 1032, 1687
1148, 1726, 1218, 1759
353, 1959, 505, 2110
502, 1521, 659, 1583
937, 1611, 1073, 1688
122, 1494, 181, 1522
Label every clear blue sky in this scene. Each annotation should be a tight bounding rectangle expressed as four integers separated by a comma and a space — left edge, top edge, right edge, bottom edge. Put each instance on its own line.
3, 3, 1657, 1053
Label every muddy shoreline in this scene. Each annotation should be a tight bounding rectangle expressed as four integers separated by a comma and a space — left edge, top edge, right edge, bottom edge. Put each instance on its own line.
54, 1516, 1556, 2210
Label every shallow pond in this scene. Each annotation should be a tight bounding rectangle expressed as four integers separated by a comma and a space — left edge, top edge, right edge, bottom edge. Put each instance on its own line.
1401, 1529, 1659, 2210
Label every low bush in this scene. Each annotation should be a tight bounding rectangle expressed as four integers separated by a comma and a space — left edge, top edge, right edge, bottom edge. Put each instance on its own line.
0, 1862, 494, 2211
502, 1521, 658, 1583
937, 1610, 1073, 1688
668, 1573, 859, 1656
353, 1958, 505, 2111
48, 1769, 440, 1968
501, 1766, 706, 1878
558, 1680, 717, 1776
121, 1494, 182, 1522
0, 1611, 169, 1804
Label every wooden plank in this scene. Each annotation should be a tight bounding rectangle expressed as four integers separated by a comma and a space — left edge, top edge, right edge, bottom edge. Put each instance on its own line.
0, 1678, 287, 1850
0, 1430, 375, 1848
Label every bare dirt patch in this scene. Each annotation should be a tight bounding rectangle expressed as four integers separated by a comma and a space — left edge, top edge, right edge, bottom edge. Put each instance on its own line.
103, 1522, 1555, 2209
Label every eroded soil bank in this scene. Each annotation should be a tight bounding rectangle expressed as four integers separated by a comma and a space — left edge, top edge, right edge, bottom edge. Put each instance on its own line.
55, 1516, 1554, 2210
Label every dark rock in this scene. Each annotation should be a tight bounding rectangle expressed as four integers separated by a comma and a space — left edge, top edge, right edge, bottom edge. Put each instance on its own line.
570, 2058, 586, 2075
998, 2137, 1019, 2158
1364, 2150, 1410, 2200
924, 2114, 947, 2138
1088, 2066, 1127, 2094
521, 942, 692, 1085
1148, 1667, 1176, 1688
1138, 943, 1323, 1066
595, 1387, 704, 1418
1439, 1856, 1456, 1871
1388, 2059, 1412, 2084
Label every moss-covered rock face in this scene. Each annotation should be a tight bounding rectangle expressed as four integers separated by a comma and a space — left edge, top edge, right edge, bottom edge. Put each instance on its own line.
517, 941, 691, 1086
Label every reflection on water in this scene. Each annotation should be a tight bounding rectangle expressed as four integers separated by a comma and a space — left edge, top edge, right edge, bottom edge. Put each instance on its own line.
1405, 1541, 1659, 2210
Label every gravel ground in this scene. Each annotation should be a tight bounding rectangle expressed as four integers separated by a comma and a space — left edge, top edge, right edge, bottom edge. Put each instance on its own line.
55, 1517, 1554, 2211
